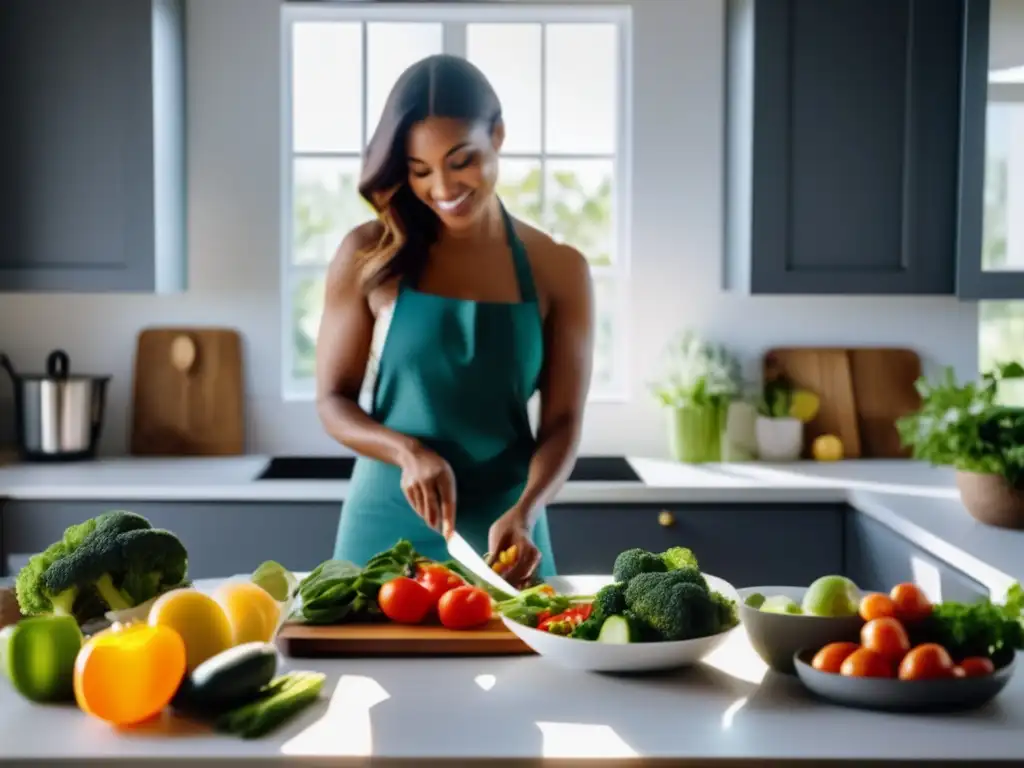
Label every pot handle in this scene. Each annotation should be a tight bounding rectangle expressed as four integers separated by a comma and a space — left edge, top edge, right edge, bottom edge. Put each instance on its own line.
46, 350, 70, 379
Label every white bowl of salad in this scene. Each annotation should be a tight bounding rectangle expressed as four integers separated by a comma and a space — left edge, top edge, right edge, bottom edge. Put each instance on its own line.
497, 547, 741, 673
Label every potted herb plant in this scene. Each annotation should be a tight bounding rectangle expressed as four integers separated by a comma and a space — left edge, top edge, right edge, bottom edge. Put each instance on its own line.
651, 331, 742, 463
896, 362, 1024, 530
755, 377, 820, 461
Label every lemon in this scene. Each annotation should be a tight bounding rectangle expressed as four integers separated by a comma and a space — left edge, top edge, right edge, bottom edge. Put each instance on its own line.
812, 434, 844, 462
789, 390, 821, 423
148, 588, 234, 672
213, 582, 282, 645
251, 560, 297, 603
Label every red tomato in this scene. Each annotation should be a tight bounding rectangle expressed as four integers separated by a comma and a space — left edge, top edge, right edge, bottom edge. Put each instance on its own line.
377, 577, 434, 624
897, 643, 956, 681
957, 656, 995, 678
860, 617, 911, 663
415, 565, 465, 605
889, 583, 932, 623
437, 586, 493, 630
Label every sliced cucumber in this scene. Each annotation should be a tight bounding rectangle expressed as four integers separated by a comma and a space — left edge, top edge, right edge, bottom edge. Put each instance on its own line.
596, 614, 638, 644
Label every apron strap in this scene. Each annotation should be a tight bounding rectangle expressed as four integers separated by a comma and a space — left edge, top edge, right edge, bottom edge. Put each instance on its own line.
500, 203, 538, 304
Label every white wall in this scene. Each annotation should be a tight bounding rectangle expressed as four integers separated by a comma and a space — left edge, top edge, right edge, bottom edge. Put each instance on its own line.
0, 0, 980, 459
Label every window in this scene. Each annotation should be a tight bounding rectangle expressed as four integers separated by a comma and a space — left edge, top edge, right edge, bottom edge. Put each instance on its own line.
978, 71, 1024, 403
280, 3, 632, 401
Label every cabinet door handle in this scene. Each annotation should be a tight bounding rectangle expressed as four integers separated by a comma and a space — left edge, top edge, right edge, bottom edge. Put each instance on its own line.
658, 510, 675, 527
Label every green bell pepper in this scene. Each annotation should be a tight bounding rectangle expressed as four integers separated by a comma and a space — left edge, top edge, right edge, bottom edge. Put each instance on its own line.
0, 615, 83, 702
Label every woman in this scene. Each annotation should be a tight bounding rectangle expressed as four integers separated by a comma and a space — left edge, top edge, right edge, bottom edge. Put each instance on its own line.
315, 54, 594, 587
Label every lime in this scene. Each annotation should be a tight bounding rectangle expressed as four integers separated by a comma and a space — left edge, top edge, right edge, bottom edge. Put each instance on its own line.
250, 561, 297, 603
788, 390, 820, 422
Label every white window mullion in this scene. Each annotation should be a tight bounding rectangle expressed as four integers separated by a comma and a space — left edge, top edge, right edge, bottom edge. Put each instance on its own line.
538, 22, 548, 218
444, 21, 467, 57
360, 21, 369, 150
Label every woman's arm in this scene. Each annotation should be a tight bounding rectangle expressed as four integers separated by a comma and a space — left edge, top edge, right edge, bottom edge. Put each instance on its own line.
316, 226, 458, 534
513, 243, 595, 523
315, 225, 422, 465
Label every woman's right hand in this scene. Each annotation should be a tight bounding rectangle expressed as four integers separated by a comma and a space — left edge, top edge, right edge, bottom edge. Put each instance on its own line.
399, 445, 457, 538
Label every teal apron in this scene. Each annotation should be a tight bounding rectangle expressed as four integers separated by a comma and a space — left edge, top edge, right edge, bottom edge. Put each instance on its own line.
332, 204, 557, 579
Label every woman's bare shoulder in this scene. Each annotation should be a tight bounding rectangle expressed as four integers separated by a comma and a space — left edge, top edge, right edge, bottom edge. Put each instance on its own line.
512, 217, 592, 294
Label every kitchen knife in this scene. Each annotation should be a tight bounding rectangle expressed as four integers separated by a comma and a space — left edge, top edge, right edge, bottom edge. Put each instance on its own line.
446, 531, 521, 598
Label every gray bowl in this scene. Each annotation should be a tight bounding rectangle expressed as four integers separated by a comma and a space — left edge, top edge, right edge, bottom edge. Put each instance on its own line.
793, 648, 1016, 712
737, 586, 864, 675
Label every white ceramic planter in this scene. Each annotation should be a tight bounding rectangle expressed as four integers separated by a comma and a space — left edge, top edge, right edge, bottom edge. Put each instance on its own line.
755, 416, 804, 461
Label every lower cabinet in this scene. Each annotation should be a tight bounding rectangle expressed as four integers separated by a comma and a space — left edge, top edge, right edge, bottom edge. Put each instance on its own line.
0, 500, 341, 580
547, 503, 845, 589
844, 512, 989, 603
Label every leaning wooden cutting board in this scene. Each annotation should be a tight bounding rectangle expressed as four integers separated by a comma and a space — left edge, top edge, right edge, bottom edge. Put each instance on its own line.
130, 327, 246, 456
277, 619, 533, 658
763, 347, 922, 459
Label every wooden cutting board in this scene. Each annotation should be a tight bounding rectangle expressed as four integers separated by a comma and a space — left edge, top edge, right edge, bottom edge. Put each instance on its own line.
130, 327, 245, 456
763, 347, 922, 459
277, 618, 533, 658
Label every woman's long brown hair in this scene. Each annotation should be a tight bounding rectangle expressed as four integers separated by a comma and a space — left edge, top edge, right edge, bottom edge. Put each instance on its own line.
355, 54, 503, 292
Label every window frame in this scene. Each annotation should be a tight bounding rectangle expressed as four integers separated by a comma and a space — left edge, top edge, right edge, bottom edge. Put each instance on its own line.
279, 2, 633, 403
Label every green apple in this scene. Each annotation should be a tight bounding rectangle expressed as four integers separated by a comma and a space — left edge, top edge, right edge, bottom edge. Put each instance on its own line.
802, 575, 860, 617
760, 594, 803, 614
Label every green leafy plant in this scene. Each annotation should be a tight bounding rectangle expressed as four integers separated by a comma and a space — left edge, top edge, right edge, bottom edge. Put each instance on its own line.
895, 362, 1024, 487
650, 331, 742, 410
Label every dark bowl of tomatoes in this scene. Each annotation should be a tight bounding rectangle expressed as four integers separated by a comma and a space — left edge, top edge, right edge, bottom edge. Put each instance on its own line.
793, 644, 1016, 712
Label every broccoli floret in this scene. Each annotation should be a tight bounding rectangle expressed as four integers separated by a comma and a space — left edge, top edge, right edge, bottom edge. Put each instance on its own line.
624, 572, 718, 641
612, 548, 667, 582
15, 509, 189, 623
711, 590, 739, 632
593, 582, 628, 619
118, 528, 190, 604
661, 566, 710, 594
661, 546, 699, 571
570, 615, 604, 640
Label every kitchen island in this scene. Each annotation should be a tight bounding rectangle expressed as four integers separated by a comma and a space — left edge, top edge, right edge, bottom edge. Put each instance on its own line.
0, 610, 1021, 766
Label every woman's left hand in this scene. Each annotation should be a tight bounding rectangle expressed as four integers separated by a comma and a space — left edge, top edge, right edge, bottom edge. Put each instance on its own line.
487, 507, 541, 588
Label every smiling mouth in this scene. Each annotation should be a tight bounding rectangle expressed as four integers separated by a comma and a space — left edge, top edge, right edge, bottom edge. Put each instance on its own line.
435, 191, 472, 214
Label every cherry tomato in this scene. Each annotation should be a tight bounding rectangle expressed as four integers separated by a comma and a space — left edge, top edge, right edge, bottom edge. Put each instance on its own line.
414, 565, 465, 605
437, 586, 493, 630
898, 643, 955, 680
956, 656, 995, 678
811, 641, 860, 674
860, 617, 910, 663
840, 647, 893, 678
889, 583, 932, 623
859, 592, 897, 622
377, 577, 434, 624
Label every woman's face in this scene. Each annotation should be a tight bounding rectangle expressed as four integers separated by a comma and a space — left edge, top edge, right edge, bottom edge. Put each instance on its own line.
406, 116, 504, 232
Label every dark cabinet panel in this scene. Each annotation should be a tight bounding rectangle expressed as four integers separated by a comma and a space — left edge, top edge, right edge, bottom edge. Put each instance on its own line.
547, 503, 845, 589
0, 0, 186, 293
0, 500, 339, 580
725, 0, 977, 296
845, 511, 989, 604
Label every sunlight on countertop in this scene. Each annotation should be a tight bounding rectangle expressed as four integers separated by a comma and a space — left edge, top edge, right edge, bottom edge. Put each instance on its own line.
280, 674, 388, 758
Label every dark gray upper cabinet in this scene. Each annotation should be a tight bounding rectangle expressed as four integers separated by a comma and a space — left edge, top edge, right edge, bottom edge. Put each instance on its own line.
0, 0, 186, 293
724, 0, 981, 296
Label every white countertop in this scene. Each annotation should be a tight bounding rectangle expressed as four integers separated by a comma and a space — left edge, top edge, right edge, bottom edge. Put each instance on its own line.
0, 611, 1021, 766
0, 456, 1020, 597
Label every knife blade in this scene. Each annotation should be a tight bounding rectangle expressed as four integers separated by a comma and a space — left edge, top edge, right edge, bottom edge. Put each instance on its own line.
446, 531, 521, 598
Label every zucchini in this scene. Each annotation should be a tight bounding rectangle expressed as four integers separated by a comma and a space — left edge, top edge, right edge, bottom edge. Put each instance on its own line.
172, 641, 278, 714
596, 614, 639, 644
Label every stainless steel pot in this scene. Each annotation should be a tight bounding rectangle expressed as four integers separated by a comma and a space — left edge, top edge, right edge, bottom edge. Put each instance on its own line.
1, 350, 111, 462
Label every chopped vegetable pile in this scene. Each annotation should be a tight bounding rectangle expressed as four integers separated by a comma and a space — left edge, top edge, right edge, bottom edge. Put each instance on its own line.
498, 545, 740, 644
